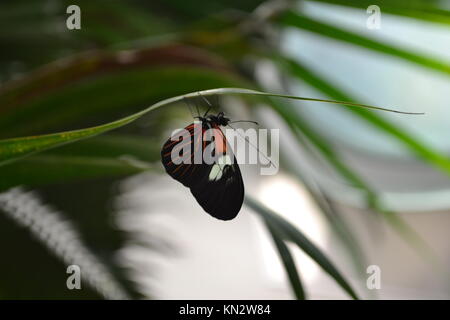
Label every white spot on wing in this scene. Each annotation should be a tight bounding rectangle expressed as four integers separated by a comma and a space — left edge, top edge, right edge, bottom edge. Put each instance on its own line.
208, 155, 232, 181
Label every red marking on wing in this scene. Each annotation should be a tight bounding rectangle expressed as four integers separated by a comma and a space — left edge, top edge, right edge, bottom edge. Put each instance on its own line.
212, 124, 227, 154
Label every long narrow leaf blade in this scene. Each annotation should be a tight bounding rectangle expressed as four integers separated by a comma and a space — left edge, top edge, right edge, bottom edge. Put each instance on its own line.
0, 88, 418, 166
277, 57, 450, 177
265, 222, 306, 300
0, 135, 160, 190
280, 11, 450, 77
266, 97, 379, 205
311, 0, 450, 26
284, 161, 368, 276
245, 196, 359, 300
0, 154, 152, 191
272, 58, 437, 258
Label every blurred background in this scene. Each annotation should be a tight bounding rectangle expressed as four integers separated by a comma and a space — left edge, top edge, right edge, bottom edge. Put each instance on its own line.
0, 0, 450, 299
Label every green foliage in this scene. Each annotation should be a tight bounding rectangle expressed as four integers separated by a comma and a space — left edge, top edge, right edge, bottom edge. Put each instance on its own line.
246, 196, 358, 299
0, 0, 447, 299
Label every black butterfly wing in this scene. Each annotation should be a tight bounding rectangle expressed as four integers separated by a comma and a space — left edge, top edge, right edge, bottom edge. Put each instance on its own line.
161, 122, 208, 187
161, 122, 244, 220
189, 156, 244, 220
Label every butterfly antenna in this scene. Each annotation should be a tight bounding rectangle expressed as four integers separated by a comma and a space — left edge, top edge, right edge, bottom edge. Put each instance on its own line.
229, 120, 259, 125
184, 97, 195, 119
214, 94, 220, 109
194, 97, 201, 117
227, 123, 276, 169
198, 92, 213, 117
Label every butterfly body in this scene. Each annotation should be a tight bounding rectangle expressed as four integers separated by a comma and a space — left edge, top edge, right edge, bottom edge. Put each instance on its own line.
161, 112, 244, 221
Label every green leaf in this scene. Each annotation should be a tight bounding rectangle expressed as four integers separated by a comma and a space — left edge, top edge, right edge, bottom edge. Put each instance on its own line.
280, 11, 450, 77
245, 196, 359, 300
265, 221, 306, 299
277, 56, 450, 177
265, 96, 379, 206
310, 0, 450, 26
0, 67, 245, 137
312, 192, 368, 275
0, 44, 238, 137
0, 134, 160, 190
0, 87, 415, 167
282, 161, 368, 277
272, 58, 436, 259
0, 115, 138, 167
0, 155, 150, 191
47, 134, 160, 159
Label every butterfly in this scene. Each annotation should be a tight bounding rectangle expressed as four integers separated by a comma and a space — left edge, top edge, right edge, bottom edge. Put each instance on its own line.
161, 109, 245, 221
